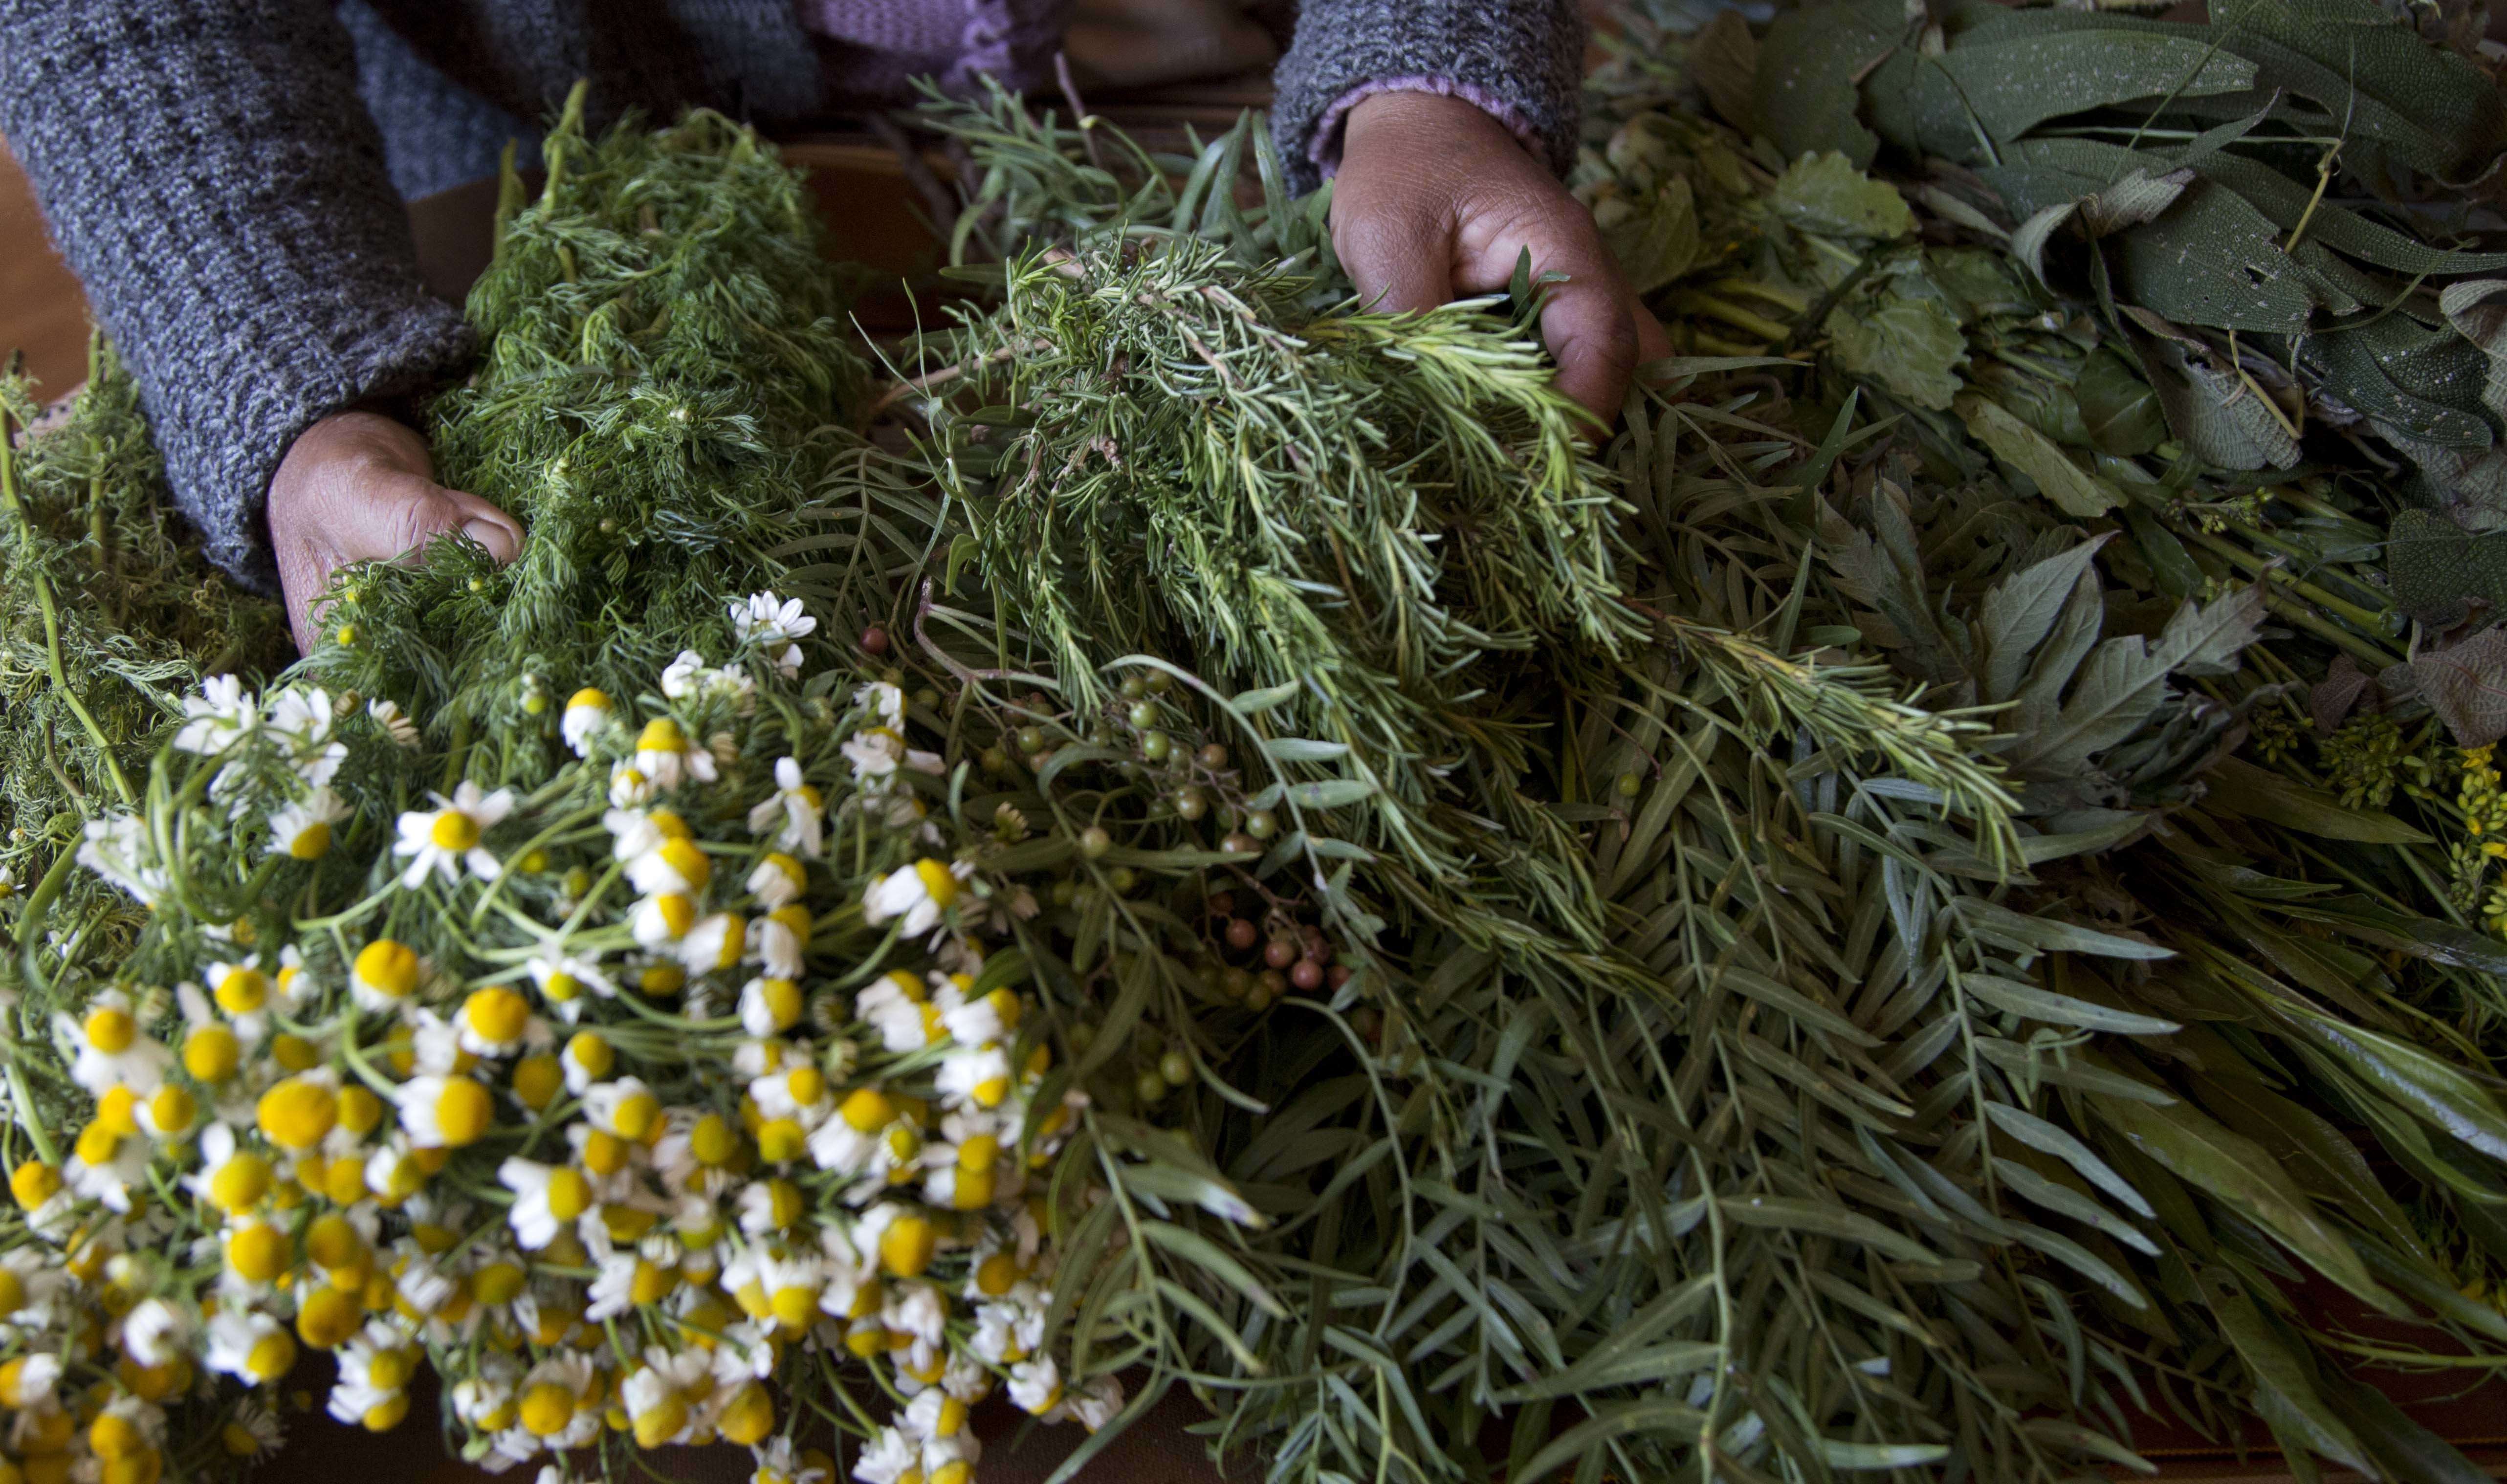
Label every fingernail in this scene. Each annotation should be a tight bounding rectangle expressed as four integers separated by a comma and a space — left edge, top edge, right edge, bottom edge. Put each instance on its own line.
462, 518, 520, 562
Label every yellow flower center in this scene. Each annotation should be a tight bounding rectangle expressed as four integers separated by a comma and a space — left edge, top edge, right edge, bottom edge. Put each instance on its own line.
257, 1077, 338, 1151
8, 1161, 60, 1210
581, 1130, 630, 1178
470, 1260, 527, 1307
226, 1223, 290, 1283
214, 968, 269, 1015
567, 687, 611, 714
839, 1088, 893, 1133
690, 1114, 740, 1167
566, 1030, 615, 1081
462, 987, 531, 1045
432, 1079, 494, 1147
338, 1084, 385, 1135
271, 1033, 319, 1071
83, 1006, 136, 1054
786, 1066, 825, 1106
755, 1119, 806, 1164
637, 717, 686, 753
657, 839, 711, 892
245, 1330, 297, 1383
287, 822, 333, 860
717, 1385, 774, 1447
879, 1215, 936, 1277
297, 1286, 362, 1349
546, 1167, 594, 1221
756, 978, 802, 1030
519, 1382, 576, 1438
611, 1091, 661, 1142
542, 970, 580, 1002
975, 1252, 1022, 1297
146, 1086, 196, 1136
208, 1153, 272, 1215
512, 1054, 563, 1112
429, 810, 482, 852
354, 940, 421, 999
912, 857, 958, 908
182, 1026, 240, 1083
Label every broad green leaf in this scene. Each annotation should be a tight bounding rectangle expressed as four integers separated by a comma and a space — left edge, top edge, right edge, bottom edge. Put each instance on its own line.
1985, 1101, 2155, 1218
2075, 348, 2168, 456
2093, 1096, 2397, 1309
1227, 680, 1303, 715
1961, 972, 2180, 1034
1768, 151, 1915, 240
1751, 0, 1905, 166
1830, 291, 1967, 410
1977, 535, 2108, 704
2201, 757, 2431, 843
1957, 394, 2120, 517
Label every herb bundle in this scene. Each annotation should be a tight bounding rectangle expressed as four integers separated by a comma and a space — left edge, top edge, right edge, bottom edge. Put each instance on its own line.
4, 3, 2507, 1483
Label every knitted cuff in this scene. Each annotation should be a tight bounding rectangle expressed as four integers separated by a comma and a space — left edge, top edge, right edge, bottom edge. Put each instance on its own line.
1267, 0, 1585, 196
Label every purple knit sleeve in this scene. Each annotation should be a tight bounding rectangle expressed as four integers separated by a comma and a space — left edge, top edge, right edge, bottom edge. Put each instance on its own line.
1269, 0, 1586, 195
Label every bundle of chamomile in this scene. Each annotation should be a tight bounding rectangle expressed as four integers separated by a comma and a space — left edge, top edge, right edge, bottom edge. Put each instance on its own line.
0, 103, 1159, 1484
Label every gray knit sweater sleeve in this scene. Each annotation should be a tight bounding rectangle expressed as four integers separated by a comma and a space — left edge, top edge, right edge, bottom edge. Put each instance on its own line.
1270, 0, 1586, 196
0, 0, 473, 591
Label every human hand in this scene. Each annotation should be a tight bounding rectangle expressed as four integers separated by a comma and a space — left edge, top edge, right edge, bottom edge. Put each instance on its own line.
1330, 90, 1671, 427
266, 411, 523, 654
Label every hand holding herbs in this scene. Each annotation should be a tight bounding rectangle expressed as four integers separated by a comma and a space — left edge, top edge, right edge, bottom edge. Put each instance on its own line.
267, 412, 522, 653
1333, 88, 1673, 420
9, 6, 2507, 1484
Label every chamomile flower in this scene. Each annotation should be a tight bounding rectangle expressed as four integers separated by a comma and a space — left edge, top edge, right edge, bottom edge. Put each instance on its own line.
853, 1427, 919, 1484
267, 686, 345, 784
841, 727, 943, 785
1010, 1357, 1066, 1419
748, 1436, 831, 1484
807, 1086, 895, 1177
750, 908, 807, 979
935, 1042, 1014, 1113
367, 697, 422, 748
498, 1160, 596, 1251
739, 977, 805, 1038
393, 781, 515, 887
78, 814, 167, 905
527, 953, 618, 1020
682, 912, 748, 975
937, 982, 1020, 1046
747, 759, 827, 857
561, 688, 614, 757
730, 592, 816, 680
265, 787, 351, 860
746, 851, 809, 911
119, 1296, 192, 1369
634, 717, 718, 791
395, 1074, 495, 1149
350, 938, 424, 1012
610, 763, 657, 808
621, 1345, 712, 1448
173, 675, 258, 755
861, 858, 967, 938
456, 985, 540, 1058
328, 1321, 418, 1431
204, 1308, 297, 1384
1067, 1373, 1124, 1430
61, 990, 170, 1097
220, 1398, 284, 1459
582, 1078, 663, 1142
856, 971, 936, 1053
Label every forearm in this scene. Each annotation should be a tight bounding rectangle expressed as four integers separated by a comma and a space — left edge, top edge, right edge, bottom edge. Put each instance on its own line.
0, 0, 472, 589
1268, 0, 1586, 194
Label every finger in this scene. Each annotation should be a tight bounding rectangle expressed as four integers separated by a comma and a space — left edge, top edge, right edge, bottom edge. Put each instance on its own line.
1335, 202, 1456, 317
1536, 267, 1645, 427
1634, 303, 1673, 374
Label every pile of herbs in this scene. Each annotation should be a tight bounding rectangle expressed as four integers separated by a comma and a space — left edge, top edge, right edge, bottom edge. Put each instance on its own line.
7, 2, 2507, 1481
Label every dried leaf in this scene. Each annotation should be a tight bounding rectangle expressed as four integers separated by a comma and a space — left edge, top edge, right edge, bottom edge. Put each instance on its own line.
1769, 151, 1916, 240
